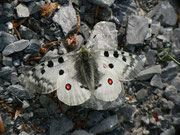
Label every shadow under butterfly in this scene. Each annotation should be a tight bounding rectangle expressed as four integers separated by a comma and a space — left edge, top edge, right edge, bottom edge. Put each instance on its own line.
20, 45, 145, 107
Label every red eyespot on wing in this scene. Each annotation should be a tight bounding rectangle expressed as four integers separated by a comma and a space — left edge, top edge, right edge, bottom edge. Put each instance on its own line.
65, 83, 71, 90
108, 78, 113, 85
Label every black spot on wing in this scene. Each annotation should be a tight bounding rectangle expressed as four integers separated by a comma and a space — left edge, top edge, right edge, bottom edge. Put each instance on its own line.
47, 60, 54, 67
59, 69, 64, 75
58, 57, 64, 63
122, 56, 127, 62
109, 63, 114, 69
104, 51, 109, 57
113, 51, 119, 58
41, 69, 45, 74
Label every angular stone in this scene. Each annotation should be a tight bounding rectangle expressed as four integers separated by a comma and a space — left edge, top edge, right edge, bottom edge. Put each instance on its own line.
71, 130, 94, 135
89, 115, 119, 134
137, 65, 162, 81
25, 39, 41, 54
86, 21, 117, 50
49, 116, 74, 135
0, 66, 14, 81
171, 28, 180, 62
2, 56, 13, 67
0, 31, 15, 51
147, 1, 178, 26
160, 126, 175, 135
87, 0, 115, 7
145, 49, 156, 65
7, 84, 34, 99
53, 3, 77, 36
126, 15, 151, 45
161, 61, 179, 82
2, 40, 30, 56
161, 98, 175, 110
19, 25, 38, 40
16, 4, 30, 18
150, 74, 163, 89
86, 111, 104, 127
0, 3, 14, 23
136, 89, 148, 100
170, 75, 180, 92
28, 1, 45, 14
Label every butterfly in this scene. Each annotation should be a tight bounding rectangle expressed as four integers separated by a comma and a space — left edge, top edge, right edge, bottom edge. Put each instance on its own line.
20, 46, 144, 106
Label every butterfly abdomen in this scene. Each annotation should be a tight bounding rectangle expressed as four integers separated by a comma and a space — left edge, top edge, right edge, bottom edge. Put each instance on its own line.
74, 51, 100, 90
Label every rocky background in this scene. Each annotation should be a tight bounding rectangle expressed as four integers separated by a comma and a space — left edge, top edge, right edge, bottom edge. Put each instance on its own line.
0, 0, 180, 135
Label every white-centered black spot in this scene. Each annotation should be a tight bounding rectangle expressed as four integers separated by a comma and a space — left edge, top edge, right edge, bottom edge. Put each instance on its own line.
47, 60, 54, 67
109, 63, 114, 69
113, 51, 119, 58
59, 69, 64, 75
104, 51, 109, 57
58, 57, 64, 63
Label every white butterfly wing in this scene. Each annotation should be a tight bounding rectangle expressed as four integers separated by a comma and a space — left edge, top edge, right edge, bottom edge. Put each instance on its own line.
21, 54, 91, 106
98, 50, 144, 81
94, 50, 144, 101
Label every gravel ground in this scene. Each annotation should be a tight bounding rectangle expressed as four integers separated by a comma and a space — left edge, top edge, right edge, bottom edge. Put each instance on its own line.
0, 0, 180, 135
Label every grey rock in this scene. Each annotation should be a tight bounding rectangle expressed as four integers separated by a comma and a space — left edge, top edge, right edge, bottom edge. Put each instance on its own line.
13, 59, 21, 67
165, 85, 180, 107
19, 0, 33, 2
147, 1, 178, 26
126, 15, 151, 45
22, 100, 30, 109
0, 66, 14, 81
150, 20, 161, 36
160, 126, 175, 135
136, 89, 148, 100
158, 27, 173, 42
25, 39, 41, 54
19, 131, 30, 135
2, 56, 13, 66
170, 75, 180, 92
16, 4, 30, 18
53, 3, 77, 36
19, 25, 38, 40
11, 72, 19, 84
118, 105, 137, 122
172, 28, 180, 62
34, 108, 49, 118
89, 115, 119, 134
28, 1, 45, 14
87, 0, 115, 7
39, 95, 60, 115
0, 31, 15, 51
161, 98, 175, 110
150, 74, 163, 89
0, 3, 14, 23
0, 86, 4, 93
2, 39, 30, 56
165, 85, 177, 96
7, 84, 34, 99
79, 23, 91, 41
141, 116, 150, 125
145, 49, 156, 65
71, 130, 94, 135
161, 61, 179, 82
137, 65, 162, 81
86, 111, 104, 127
86, 21, 117, 50
50, 116, 74, 135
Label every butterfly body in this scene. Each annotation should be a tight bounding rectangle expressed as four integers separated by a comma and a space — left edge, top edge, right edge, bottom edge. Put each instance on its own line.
21, 46, 144, 106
